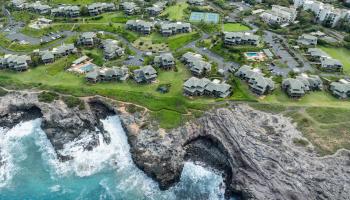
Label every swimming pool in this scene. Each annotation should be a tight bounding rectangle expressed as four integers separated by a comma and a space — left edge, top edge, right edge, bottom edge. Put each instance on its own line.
80, 63, 97, 72
245, 52, 259, 57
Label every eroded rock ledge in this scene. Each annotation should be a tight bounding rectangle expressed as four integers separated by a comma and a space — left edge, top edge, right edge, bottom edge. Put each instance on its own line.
0, 92, 115, 159
1, 91, 350, 200
122, 104, 350, 200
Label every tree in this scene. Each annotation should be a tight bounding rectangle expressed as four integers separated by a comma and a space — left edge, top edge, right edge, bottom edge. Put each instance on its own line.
297, 9, 314, 25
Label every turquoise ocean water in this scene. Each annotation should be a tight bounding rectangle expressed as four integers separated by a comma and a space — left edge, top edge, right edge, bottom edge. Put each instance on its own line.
0, 116, 230, 200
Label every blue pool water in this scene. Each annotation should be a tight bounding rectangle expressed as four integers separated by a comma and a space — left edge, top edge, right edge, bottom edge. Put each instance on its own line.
80, 63, 96, 72
245, 52, 259, 57
0, 116, 231, 200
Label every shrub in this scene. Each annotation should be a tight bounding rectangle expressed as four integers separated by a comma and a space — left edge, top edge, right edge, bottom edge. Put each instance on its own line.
62, 96, 85, 110
293, 138, 309, 146
38, 91, 59, 103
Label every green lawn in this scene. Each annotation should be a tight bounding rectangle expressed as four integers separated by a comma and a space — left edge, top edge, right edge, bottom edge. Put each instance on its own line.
251, 101, 350, 155
0, 57, 215, 128
11, 11, 39, 24
167, 32, 201, 50
319, 46, 350, 75
286, 106, 350, 155
133, 32, 201, 52
161, 2, 189, 21
261, 88, 350, 108
223, 23, 251, 32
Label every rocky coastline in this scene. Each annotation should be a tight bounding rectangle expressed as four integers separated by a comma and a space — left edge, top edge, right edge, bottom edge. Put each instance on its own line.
1, 91, 350, 200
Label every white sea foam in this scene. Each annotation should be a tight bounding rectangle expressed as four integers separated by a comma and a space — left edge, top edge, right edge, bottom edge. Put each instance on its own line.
0, 119, 41, 188
0, 116, 227, 199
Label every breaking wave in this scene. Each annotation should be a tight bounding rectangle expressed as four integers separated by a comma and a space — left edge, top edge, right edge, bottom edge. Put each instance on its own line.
0, 116, 228, 200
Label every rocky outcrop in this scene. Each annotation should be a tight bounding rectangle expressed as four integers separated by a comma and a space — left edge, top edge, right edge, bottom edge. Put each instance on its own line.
0, 91, 115, 159
1, 91, 350, 200
122, 104, 350, 200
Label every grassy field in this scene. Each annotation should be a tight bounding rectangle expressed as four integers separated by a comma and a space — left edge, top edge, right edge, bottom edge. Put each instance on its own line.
252, 102, 350, 155
223, 23, 251, 32
161, 2, 189, 21
0, 56, 216, 128
133, 32, 201, 52
261, 88, 350, 108
11, 11, 39, 24
319, 46, 350, 75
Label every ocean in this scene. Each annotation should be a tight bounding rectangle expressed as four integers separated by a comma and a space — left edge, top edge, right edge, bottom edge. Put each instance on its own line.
0, 116, 230, 200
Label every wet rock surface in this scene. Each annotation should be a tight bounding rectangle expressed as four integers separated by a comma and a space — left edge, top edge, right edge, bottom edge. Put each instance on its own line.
0, 92, 114, 158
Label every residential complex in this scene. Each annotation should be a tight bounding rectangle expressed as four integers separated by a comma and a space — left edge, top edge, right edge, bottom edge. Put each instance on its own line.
133, 65, 158, 83
183, 77, 232, 98
294, 0, 350, 27
154, 53, 175, 70
260, 5, 297, 25
235, 66, 274, 95
86, 66, 129, 83
0, 54, 31, 71
330, 80, 350, 99
101, 39, 125, 60
77, 32, 98, 46
223, 32, 260, 46
181, 52, 211, 77
87, 3, 116, 16
282, 74, 322, 98
160, 22, 192, 37
120, 2, 140, 15
126, 20, 154, 34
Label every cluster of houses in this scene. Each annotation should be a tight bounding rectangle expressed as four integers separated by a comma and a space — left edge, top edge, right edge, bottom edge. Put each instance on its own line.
160, 22, 192, 37
154, 53, 175, 70
51, 5, 80, 18
181, 52, 212, 77
223, 32, 260, 46
77, 32, 125, 60
330, 80, 350, 99
86, 66, 129, 83
183, 77, 232, 98
126, 20, 154, 35
282, 74, 323, 98
260, 5, 298, 26
294, 0, 350, 27
87, 3, 116, 16
10, 0, 143, 17
101, 39, 125, 60
126, 20, 192, 36
38, 43, 77, 64
187, 0, 206, 6
235, 66, 275, 95
0, 54, 31, 71
307, 48, 343, 72
120, 2, 140, 15
146, 2, 166, 16
77, 32, 98, 46
85, 65, 158, 84
134, 65, 158, 83
297, 33, 318, 46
